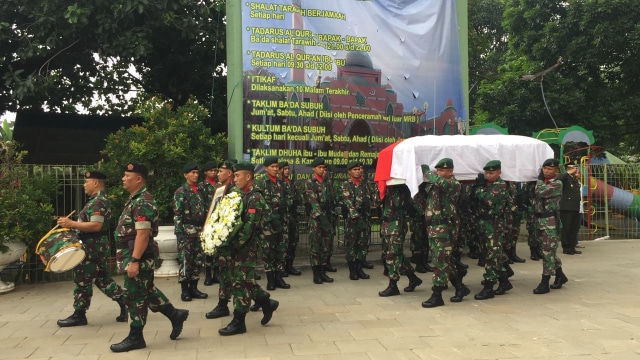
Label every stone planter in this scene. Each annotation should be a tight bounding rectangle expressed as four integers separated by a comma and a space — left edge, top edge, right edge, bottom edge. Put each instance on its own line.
0, 242, 27, 294
154, 226, 179, 277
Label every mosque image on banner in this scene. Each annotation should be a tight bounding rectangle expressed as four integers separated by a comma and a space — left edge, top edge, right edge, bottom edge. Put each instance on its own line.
242, 0, 466, 168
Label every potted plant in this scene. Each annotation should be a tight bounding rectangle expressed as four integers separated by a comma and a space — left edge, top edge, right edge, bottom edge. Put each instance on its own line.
0, 140, 57, 293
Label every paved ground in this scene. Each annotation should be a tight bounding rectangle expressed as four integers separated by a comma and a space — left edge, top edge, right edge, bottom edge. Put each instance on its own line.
2, 239, 640, 360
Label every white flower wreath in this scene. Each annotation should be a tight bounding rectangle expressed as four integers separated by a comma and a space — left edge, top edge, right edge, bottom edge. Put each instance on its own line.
200, 191, 243, 255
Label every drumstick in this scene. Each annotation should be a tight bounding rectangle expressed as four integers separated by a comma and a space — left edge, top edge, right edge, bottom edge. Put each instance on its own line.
36, 211, 77, 253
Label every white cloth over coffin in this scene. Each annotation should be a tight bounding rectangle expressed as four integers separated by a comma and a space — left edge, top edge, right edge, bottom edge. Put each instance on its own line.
389, 135, 555, 197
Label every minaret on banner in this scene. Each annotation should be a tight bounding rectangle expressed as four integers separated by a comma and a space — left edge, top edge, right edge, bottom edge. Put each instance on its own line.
291, 0, 304, 84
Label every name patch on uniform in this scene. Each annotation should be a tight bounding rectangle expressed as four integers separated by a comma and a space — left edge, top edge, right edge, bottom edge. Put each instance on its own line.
248, 208, 256, 213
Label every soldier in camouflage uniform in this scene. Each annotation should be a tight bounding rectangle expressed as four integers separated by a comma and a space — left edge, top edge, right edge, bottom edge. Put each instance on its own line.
305, 157, 335, 284
505, 181, 527, 263
420, 159, 470, 308
198, 160, 219, 286
341, 161, 375, 280
524, 181, 543, 260
533, 159, 569, 294
378, 183, 423, 296
56, 171, 127, 327
173, 162, 208, 302
323, 166, 339, 272
279, 161, 302, 276
205, 160, 237, 320
217, 162, 279, 336
110, 163, 188, 353
472, 160, 514, 300
255, 156, 290, 290
458, 181, 479, 261
410, 177, 433, 273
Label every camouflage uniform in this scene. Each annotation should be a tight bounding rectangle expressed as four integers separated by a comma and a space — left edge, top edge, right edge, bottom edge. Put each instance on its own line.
410, 187, 430, 270
474, 178, 512, 282
457, 182, 479, 258
115, 187, 169, 328
213, 183, 237, 300
524, 181, 542, 256
381, 185, 413, 280
282, 177, 300, 268
505, 182, 526, 259
323, 175, 338, 265
72, 190, 124, 311
423, 173, 461, 287
340, 178, 374, 262
173, 183, 207, 283
535, 177, 563, 276
255, 176, 286, 273
226, 186, 269, 313
198, 177, 217, 276
305, 175, 333, 267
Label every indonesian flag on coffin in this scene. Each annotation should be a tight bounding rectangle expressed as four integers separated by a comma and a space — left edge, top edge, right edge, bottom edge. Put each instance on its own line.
375, 135, 554, 199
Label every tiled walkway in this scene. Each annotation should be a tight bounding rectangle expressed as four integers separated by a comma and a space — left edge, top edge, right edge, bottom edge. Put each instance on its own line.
2, 240, 640, 359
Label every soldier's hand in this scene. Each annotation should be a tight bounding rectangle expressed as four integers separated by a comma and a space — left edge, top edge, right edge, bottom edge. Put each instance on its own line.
126, 261, 140, 278
537, 170, 545, 181
475, 173, 486, 187
57, 217, 74, 229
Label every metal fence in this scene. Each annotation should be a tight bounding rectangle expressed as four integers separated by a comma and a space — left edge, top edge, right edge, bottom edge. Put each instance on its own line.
2, 163, 637, 285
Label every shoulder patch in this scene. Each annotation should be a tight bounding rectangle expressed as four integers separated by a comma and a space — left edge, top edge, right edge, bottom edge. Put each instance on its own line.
248, 208, 256, 213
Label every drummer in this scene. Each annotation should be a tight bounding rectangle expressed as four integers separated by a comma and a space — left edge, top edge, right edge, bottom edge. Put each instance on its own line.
56, 171, 127, 327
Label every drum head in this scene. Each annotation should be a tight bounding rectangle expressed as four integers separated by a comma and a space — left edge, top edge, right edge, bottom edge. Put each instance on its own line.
47, 247, 86, 273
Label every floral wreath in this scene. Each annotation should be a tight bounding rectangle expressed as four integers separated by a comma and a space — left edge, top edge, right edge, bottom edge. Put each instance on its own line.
200, 191, 243, 255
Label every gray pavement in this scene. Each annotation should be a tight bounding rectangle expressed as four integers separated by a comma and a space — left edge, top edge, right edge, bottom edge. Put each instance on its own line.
2, 240, 640, 360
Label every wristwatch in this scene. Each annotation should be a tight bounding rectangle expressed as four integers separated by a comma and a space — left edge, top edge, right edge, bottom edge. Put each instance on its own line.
130, 257, 140, 263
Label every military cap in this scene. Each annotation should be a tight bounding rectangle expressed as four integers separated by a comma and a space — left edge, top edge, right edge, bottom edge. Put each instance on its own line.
202, 160, 217, 171
263, 156, 278, 167
434, 158, 454, 169
542, 158, 560, 168
182, 162, 198, 173
233, 162, 255, 172
278, 161, 289, 169
483, 160, 501, 171
310, 157, 325, 168
218, 160, 234, 170
346, 161, 362, 170
84, 170, 107, 180
124, 162, 148, 178
565, 159, 578, 168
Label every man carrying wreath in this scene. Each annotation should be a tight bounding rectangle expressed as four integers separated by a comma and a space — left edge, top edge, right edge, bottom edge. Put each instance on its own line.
217, 162, 279, 336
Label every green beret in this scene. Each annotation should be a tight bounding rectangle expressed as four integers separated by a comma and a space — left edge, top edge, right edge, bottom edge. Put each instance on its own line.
124, 162, 148, 178
84, 170, 107, 180
346, 161, 362, 170
310, 157, 325, 168
543, 158, 560, 168
263, 156, 278, 167
434, 158, 454, 169
218, 160, 234, 170
202, 161, 217, 171
182, 162, 198, 173
483, 160, 501, 171
278, 161, 289, 169
233, 162, 255, 172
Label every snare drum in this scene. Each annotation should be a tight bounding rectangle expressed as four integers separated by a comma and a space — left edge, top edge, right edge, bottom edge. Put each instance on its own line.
35, 228, 86, 272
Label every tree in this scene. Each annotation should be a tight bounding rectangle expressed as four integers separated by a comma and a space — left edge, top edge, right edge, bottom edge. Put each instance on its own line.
100, 98, 227, 224
0, 119, 13, 140
472, 0, 640, 155
0, 0, 228, 132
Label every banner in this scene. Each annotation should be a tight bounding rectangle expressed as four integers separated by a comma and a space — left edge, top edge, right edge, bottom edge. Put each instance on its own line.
242, 0, 465, 179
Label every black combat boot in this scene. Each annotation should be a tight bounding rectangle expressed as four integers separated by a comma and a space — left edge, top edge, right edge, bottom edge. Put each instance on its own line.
404, 272, 423, 292
218, 311, 247, 336
255, 292, 279, 325
110, 326, 146, 352
421, 286, 445, 308
115, 298, 127, 322
348, 261, 359, 280
324, 260, 337, 272
180, 281, 192, 302
449, 276, 470, 303
266, 271, 276, 291
468, 247, 479, 259
312, 265, 323, 284
285, 258, 301, 276
378, 279, 400, 297
509, 246, 526, 263
275, 271, 291, 289
503, 262, 515, 278
320, 267, 334, 283
355, 260, 370, 279
159, 303, 189, 340
529, 246, 540, 260
204, 265, 214, 286
474, 281, 495, 300
494, 276, 513, 295
533, 275, 551, 294
477, 255, 486, 267
190, 280, 208, 299
454, 253, 469, 270
57, 309, 88, 327
205, 298, 230, 319
249, 302, 261, 312
550, 267, 568, 289
361, 256, 374, 269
